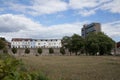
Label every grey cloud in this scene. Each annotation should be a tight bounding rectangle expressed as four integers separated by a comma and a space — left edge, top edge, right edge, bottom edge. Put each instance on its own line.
0, 14, 27, 32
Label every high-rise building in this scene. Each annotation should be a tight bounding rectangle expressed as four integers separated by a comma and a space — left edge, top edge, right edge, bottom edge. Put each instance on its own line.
81, 23, 101, 38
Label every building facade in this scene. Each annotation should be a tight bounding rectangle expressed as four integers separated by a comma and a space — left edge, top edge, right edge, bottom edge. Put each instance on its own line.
11, 38, 62, 48
81, 23, 101, 38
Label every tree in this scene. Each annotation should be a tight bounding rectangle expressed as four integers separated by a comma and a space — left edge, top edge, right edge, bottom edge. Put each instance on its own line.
97, 32, 115, 55
25, 48, 30, 54
62, 34, 84, 55
85, 32, 99, 55
85, 32, 115, 55
62, 36, 72, 55
0, 39, 6, 50
37, 48, 42, 55
70, 34, 84, 55
11, 47, 17, 54
49, 48, 54, 54
60, 47, 66, 55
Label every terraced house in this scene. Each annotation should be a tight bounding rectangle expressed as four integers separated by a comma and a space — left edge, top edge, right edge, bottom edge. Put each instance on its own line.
11, 38, 62, 48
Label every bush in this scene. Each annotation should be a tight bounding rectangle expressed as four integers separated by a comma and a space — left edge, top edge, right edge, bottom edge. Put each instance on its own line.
30, 72, 49, 80
11, 47, 17, 54
37, 48, 42, 55
0, 53, 49, 80
49, 48, 54, 54
25, 48, 30, 54
0, 39, 6, 50
60, 47, 66, 55
3, 48, 8, 54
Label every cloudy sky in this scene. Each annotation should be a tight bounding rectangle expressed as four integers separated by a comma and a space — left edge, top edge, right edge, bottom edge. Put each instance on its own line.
0, 0, 120, 42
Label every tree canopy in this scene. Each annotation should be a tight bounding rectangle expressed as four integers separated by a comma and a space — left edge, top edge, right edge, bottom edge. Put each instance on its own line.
62, 34, 84, 55
62, 32, 115, 56
0, 39, 6, 50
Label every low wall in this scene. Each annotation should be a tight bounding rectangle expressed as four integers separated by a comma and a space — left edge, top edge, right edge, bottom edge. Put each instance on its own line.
7, 48, 62, 56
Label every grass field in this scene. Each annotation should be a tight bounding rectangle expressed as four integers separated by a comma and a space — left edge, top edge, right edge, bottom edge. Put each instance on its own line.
18, 56, 120, 80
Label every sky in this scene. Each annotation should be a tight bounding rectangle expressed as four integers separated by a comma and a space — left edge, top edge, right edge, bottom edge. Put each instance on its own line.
0, 0, 120, 42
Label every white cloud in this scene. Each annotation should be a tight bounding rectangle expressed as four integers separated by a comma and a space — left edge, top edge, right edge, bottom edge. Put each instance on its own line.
69, 0, 98, 9
0, 14, 83, 41
29, 0, 68, 15
4, 0, 68, 16
102, 21, 120, 41
101, 0, 120, 13
77, 9, 96, 16
69, 0, 120, 16
1, 0, 120, 16
69, 0, 104, 16
0, 14, 120, 42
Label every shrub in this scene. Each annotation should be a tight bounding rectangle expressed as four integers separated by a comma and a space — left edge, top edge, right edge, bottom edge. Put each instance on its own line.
11, 47, 17, 54
3, 48, 8, 54
60, 47, 66, 55
0, 39, 6, 50
0, 53, 49, 80
37, 48, 42, 55
25, 48, 30, 54
49, 48, 54, 54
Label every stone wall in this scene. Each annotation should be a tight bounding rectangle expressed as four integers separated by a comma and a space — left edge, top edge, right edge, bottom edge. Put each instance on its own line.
7, 48, 61, 56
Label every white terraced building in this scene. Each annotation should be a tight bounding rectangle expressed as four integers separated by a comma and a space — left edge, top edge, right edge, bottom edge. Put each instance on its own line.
11, 38, 62, 48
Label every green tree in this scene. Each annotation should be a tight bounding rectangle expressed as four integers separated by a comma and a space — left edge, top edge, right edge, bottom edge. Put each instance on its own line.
62, 36, 72, 55
25, 48, 30, 54
70, 34, 84, 55
37, 48, 42, 55
85, 32, 115, 55
0, 39, 6, 50
11, 47, 17, 54
62, 34, 84, 55
60, 47, 66, 55
85, 32, 99, 55
49, 48, 54, 54
97, 32, 115, 55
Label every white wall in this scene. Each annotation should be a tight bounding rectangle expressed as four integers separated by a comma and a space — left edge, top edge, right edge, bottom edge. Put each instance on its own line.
11, 39, 62, 48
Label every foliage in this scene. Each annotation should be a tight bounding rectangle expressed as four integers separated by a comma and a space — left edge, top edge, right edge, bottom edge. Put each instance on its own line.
62, 34, 84, 55
0, 53, 49, 80
0, 39, 6, 50
25, 48, 30, 54
0, 54, 21, 80
30, 72, 49, 80
49, 48, 54, 54
97, 32, 115, 55
70, 34, 84, 55
60, 47, 66, 55
37, 48, 42, 55
62, 36, 71, 49
62, 32, 114, 55
3, 48, 8, 54
11, 47, 17, 54
85, 33, 99, 55
0, 37, 6, 41
85, 32, 115, 55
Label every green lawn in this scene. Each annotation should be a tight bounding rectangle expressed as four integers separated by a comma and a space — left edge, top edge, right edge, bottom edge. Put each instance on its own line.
18, 56, 120, 80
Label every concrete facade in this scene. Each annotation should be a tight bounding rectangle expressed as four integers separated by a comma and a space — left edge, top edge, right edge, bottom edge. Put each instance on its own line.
81, 23, 101, 38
